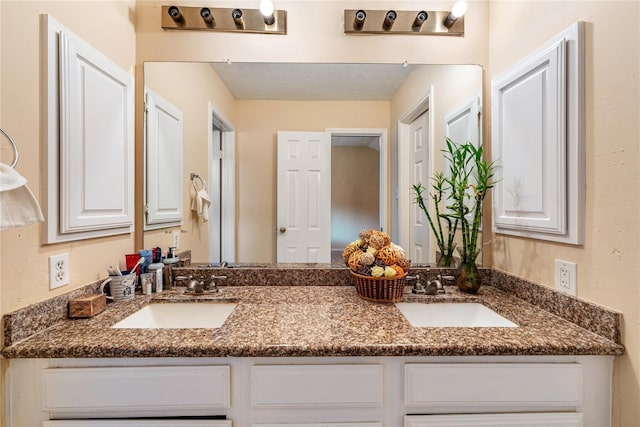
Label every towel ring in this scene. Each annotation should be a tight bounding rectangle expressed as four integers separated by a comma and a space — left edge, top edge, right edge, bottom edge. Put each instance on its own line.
190, 172, 204, 191
0, 128, 19, 168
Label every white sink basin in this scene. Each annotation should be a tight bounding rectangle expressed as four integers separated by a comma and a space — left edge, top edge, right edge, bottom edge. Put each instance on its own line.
395, 302, 517, 327
112, 302, 237, 329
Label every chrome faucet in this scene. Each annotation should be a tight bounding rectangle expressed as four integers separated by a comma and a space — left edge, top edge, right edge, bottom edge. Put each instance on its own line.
206, 274, 227, 293
407, 273, 449, 295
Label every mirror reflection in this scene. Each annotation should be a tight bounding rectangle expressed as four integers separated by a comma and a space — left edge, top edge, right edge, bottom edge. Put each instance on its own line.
142, 62, 482, 266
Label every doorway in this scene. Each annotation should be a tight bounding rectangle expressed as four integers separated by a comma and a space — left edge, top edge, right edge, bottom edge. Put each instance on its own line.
328, 128, 389, 263
208, 102, 236, 265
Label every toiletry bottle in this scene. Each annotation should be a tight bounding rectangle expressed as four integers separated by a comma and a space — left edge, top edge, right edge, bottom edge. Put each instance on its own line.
148, 262, 164, 293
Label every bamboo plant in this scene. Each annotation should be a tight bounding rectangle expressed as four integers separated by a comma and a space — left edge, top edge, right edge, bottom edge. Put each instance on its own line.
412, 172, 459, 267
443, 138, 497, 293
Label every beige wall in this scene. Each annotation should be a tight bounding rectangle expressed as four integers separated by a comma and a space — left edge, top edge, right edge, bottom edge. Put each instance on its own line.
487, 2, 640, 425
235, 100, 389, 262
143, 62, 236, 262
0, 1, 136, 425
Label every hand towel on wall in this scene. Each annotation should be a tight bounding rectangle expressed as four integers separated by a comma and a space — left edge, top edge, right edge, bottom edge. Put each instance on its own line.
190, 187, 211, 222
0, 163, 44, 230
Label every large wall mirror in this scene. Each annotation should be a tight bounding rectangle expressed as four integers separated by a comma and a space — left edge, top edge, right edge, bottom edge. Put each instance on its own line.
142, 62, 483, 266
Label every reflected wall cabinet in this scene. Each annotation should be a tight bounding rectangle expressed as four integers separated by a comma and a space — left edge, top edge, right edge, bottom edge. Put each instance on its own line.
491, 22, 584, 245
42, 15, 134, 243
144, 87, 184, 229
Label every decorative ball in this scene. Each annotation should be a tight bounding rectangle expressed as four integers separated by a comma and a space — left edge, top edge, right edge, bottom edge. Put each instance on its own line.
355, 238, 366, 248
371, 266, 385, 277
368, 230, 391, 249
377, 246, 398, 266
392, 243, 406, 258
342, 243, 361, 264
348, 251, 363, 271
357, 265, 373, 276
373, 259, 386, 268
390, 264, 405, 276
366, 246, 378, 257
359, 252, 375, 266
396, 256, 410, 272
359, 229, 374, 242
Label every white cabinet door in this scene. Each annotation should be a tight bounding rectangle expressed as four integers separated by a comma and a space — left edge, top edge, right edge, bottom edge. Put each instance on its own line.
492, 38, 567, 236
144, 87, 184, 228
405, 413, 583, 427
277, 131, 331, 263
492, 22, 585, 245
59, 29, 134, 233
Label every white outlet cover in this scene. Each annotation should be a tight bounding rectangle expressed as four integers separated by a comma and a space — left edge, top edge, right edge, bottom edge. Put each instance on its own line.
554, 259, 577, 296
49, 253, 70, 289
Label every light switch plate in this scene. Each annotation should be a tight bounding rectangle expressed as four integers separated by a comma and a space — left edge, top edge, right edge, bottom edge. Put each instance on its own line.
555, 259, 577, 296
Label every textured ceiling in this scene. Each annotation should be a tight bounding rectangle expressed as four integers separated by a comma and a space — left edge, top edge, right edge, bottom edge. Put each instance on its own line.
210, 62, 415, 101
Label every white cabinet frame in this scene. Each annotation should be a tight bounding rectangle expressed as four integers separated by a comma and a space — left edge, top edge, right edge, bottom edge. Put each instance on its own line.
42, 15, 134, 243
491, 22, 585, 245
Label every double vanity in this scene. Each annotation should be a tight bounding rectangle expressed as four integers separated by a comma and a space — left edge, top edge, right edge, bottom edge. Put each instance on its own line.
2, 267, 623, 427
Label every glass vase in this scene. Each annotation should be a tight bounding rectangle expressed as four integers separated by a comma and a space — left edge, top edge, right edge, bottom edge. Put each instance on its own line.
455, 258, 481, 294
436, 243, 457, 267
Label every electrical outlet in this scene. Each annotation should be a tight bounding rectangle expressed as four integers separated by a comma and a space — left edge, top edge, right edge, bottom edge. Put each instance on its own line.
49, 253, 70, 290
555, 259, 577, 296
172, 231, 180, 249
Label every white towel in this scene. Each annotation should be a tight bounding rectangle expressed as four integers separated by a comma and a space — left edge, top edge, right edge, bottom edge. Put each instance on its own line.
190, 187, 211, 222
0, 163, 44, 230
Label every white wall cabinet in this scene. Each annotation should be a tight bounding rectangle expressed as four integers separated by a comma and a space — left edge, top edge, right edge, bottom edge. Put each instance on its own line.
491, 22, 584, 244
43, 15, 134, 243
7, 356, 613, 427
144, 87, 184, 229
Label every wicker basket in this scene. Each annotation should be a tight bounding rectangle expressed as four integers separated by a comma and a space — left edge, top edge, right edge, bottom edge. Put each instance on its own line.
350, 271, 407, 303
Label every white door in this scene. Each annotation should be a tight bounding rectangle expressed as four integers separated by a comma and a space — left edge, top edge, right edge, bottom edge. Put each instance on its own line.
409, 112, 430, 264
277, 131, 331, 263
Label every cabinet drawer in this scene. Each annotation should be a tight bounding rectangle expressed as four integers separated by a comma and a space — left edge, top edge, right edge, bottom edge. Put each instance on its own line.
252, 364, 383, 408
254, 424, 383, 427
404, 413, 583, 426
404, 363, 582, 407
44, 421, 231, 427
42, 365, 230, 412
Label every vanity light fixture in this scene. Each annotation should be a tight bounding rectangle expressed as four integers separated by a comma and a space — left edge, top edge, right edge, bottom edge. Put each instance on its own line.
354, 9, 367, 30
167, 5, 184, 23
344, 5, 464, 36
444, 0, 468, 28
259, 0, 275, 25
200, 7, 214, 25
161, 5, 287, 34
383, 10, 397, 30
413, 11, 428, 30
231, 9, 244, 28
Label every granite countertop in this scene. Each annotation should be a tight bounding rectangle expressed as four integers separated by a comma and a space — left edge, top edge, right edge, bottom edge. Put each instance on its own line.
1, 284, 624, 358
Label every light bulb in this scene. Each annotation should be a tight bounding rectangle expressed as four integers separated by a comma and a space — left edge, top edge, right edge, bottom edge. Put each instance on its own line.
260, 0, 274, 17
451, 0, 468, 19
